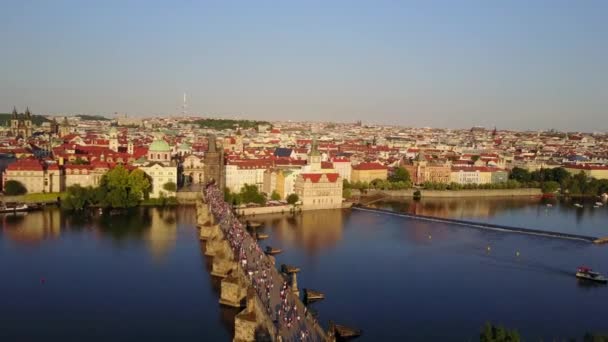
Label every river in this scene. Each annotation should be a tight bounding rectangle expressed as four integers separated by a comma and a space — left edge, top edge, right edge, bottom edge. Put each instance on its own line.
1, 198, 607, 341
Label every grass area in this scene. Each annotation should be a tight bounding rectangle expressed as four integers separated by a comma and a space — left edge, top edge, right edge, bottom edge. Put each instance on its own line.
20, 192, 67, 203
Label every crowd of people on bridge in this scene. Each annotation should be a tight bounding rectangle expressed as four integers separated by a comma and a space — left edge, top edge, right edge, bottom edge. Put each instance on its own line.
204, 182, 317, 341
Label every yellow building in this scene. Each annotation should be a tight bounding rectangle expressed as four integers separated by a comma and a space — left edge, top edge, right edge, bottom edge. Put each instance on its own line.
3, 160, 62, 193
351, 162, 388, 183
564, 164, 608, 180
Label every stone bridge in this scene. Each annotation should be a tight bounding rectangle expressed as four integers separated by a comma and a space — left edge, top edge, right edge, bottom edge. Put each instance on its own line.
196, 185, 344, 342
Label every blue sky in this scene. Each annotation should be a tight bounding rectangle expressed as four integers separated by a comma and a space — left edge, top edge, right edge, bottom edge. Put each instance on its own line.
1, 0, 607, 131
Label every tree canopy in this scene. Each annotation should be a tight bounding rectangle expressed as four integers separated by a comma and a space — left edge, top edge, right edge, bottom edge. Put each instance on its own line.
186, 118, 270, 131
163, 181, 177, 192
389, 167, 412, 185
270, 191, 281, 201
480, 323, 520, 342
4, 180, 27, 196
287, 193, 299, 205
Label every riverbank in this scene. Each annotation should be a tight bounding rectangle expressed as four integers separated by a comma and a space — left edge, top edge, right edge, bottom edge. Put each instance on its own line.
361, 188, 542, 198
237, 202, 353, 216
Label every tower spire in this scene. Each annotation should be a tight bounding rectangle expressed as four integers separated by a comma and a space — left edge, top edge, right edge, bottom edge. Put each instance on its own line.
12, 106, 18, 118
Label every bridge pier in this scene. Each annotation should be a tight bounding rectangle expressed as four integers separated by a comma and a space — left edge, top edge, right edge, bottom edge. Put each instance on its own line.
200, 224, 221, 241
220, 269, 247, 308
211, 250, 237, 278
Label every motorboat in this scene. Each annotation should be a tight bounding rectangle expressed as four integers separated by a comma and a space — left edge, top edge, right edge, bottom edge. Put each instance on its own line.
576, 266, 607, 284
574, 203, 583, 208
546, 204, 553, 207
595, 202, 604, 207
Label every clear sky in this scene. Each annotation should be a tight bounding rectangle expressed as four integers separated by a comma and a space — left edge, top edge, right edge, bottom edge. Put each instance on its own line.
1, 0, 607, 131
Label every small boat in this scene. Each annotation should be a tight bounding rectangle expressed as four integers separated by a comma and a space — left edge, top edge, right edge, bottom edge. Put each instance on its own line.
256, 233, 269, 240
595, 202, 604, 207
574, 203, 583, 208
281, 264, 300, 274
304, 288, 325, 302
264, 246, 282, 255
0, 203, 29, 213
576, 266, 607, 284
546, 204, 553, 207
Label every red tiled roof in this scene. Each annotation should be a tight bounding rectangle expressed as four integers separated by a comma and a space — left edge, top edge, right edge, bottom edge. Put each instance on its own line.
7, 159, 44, 171
300, 173, 340, 183
352, 162, 388, 171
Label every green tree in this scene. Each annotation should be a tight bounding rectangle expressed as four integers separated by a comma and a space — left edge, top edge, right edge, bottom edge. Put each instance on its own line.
97, 165, 150, 208
286, 193, 299, 205
62, 185, 95, 210
480, 322, 520, 342
342, 187, 352, 199
509, 167, 531, 183
389, 167, 411, 184
541, 181, 560, 194
239, 184, 266, 205
270, 191, 281, 201
163, 181, 177, 192
4, 180, 27, 196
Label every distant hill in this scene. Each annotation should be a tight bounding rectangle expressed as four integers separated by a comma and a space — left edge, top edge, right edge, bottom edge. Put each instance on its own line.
76, 114, 110, 121
186, 118, 271, 131
0, 113, 51, 126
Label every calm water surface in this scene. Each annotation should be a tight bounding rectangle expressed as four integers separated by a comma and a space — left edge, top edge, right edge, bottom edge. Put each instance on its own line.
2, 199, 608, 341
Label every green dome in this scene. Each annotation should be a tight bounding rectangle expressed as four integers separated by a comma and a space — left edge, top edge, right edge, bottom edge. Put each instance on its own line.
149, 139, 171, 152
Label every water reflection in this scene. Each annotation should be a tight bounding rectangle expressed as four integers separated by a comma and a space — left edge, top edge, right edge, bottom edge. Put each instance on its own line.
370, 197, 608, 237
0, 207, 182, 261
258, 210, 345, 254
1, 209, 61, 245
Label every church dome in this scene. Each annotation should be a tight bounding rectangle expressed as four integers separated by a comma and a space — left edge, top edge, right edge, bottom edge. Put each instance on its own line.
149, 139, 171, 152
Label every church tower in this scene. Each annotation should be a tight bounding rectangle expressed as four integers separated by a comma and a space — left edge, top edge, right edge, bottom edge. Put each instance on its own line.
10, 107, 19, 136
203, 134, 225, 189
308, 136, 322, 172
108, 127, 119, 152
59, 116, 71, 137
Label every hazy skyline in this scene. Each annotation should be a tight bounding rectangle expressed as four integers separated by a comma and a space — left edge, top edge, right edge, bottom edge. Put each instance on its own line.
1, 0, 607, 131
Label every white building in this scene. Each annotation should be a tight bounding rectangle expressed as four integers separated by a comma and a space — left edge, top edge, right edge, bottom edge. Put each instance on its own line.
139, 163, 178, 198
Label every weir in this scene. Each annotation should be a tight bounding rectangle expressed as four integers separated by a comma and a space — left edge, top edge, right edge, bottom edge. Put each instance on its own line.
197, 185, 345, 342
353, 206, 605, 244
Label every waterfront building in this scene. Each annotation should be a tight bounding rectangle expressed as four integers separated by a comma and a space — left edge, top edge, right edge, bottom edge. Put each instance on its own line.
225, 159, 273, 193
331, 157, 352, 182
564, 164, 608, 180
64, 164, 105, 188
3, 159, 62, 193
351, 162, 388, 183
450, 167, 495, 185
139, 162, 177, 198
294, 173, 343, 209
401, 156, 451, 185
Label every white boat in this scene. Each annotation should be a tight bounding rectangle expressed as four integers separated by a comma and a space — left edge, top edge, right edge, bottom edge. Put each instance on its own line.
595, 202, 603, 207
546, 204, 553, 207
574, 203, 583, 208
0, 203, 29, 213
576, 267, 607, 284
